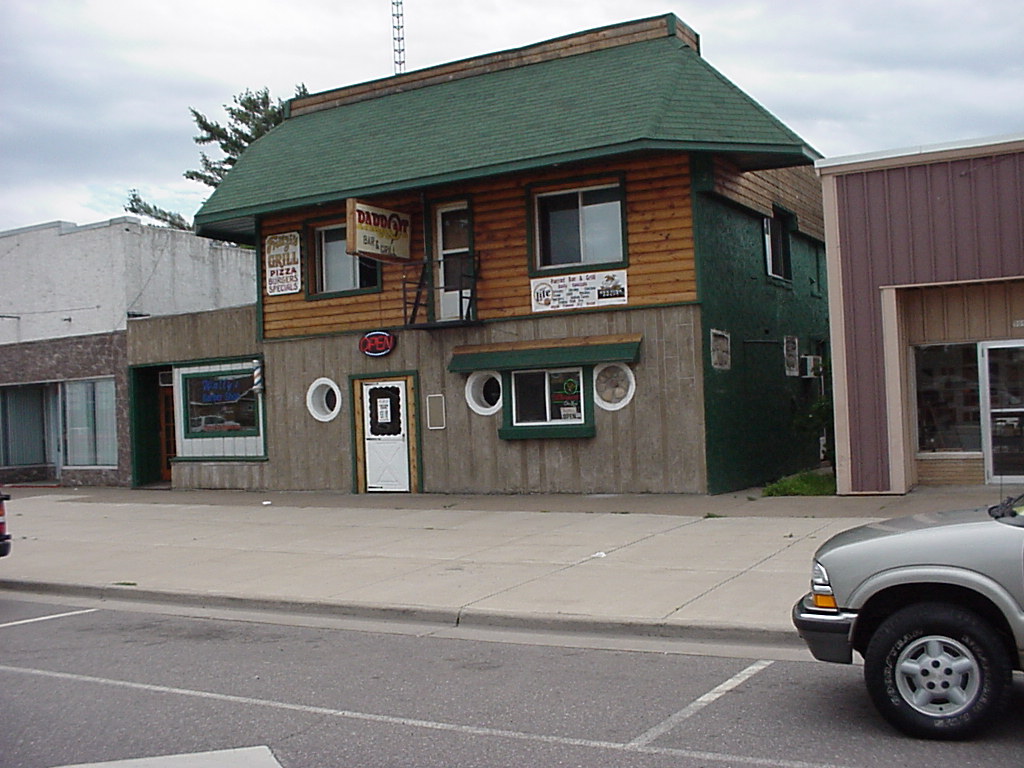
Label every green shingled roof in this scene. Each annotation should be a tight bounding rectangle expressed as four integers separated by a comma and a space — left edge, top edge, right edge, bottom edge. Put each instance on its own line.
195, 20, 818, 243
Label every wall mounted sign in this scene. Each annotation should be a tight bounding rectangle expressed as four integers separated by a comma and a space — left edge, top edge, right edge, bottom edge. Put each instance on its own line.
264, 232, 301, 296
710, 329, 731, 371
530, 269, 628, 313
359, 330, 397, 357
346, 199, 412, 261
784, 335, 800, 377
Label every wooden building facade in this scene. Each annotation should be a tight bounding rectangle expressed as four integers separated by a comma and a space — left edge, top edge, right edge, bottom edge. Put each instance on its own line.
183, 15, 828, 494
819, 135, 1024, 494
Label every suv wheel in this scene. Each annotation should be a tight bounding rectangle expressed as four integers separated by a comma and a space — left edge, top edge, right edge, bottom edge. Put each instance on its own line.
864, 603, 1011, 740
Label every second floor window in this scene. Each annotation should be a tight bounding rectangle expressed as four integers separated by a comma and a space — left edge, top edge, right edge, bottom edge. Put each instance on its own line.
316, 225, 380, 294
535, 184, 624, 269
764, 209, 794, 281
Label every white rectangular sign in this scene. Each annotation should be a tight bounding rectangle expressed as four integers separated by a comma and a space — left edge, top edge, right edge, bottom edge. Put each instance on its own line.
264, 232, 301, 296
530, 270, 628, 312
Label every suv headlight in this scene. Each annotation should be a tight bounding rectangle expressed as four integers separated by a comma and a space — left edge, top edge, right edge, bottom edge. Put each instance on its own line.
810, 560, 838, 610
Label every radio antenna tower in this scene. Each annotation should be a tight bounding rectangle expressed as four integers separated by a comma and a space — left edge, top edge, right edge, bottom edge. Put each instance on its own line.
392, 1, 406, 75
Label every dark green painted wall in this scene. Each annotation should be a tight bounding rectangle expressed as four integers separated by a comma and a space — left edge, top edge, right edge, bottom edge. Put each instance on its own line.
694, 190, 829, 493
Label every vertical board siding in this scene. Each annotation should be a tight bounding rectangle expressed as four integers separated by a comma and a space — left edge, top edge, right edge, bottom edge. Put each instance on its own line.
260, 305, 705, 494
902, 280, 1024, 344
834, 148, 1024, 492
258, 153, 696, 339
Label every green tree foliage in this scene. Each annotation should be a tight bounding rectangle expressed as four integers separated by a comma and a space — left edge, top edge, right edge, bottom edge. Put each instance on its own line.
126, 84, 308, 229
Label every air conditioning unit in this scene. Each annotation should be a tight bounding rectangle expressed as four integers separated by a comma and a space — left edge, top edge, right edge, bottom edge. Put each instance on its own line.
800, 355, 822, 378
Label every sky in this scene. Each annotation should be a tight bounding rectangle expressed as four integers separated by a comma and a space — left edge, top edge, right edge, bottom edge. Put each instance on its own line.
1, 0, 1022, 232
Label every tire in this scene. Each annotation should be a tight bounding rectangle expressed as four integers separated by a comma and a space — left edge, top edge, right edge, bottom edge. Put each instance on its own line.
863, 602, 1012, 740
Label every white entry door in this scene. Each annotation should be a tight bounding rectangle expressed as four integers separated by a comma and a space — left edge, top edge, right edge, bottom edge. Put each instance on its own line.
361, 380, 410, 492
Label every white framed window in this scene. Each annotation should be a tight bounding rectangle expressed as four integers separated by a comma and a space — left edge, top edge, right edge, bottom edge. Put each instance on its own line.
64, 378, 116, 466
465, 370, 502, 416
306, 377, 342, 422
535, 184, 624, 269
763, 210, 794, 281
316, 225, 379, 294
593, 363, 636, 411
512, 368, 585, 425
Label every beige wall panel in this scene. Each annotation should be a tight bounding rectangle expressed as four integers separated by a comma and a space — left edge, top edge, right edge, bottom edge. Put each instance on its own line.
904, 280, 1024, 345
128, 306, 258, 365
173, 461, 266, 491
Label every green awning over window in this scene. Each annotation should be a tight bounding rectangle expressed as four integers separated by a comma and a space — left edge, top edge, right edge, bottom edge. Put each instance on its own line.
448, 334, 642, 373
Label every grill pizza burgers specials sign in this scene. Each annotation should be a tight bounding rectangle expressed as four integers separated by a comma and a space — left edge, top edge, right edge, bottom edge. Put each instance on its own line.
264, 232, 301, 296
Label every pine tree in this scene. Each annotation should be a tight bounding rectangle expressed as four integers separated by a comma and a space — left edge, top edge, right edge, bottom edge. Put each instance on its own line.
126, 84, 308, 229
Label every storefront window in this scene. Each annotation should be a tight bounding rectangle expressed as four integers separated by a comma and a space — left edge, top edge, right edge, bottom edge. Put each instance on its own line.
64, 379, 117, 466
0, 385, 47, 466
184, 371, 259, 438
915, 344, 980, 452
512, 368, 584, 425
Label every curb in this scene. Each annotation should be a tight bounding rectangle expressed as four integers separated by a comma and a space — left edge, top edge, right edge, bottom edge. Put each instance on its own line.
0, 579, 802, 647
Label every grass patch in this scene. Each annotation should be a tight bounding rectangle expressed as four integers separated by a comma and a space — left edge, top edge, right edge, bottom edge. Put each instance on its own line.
763, 471, 836, 497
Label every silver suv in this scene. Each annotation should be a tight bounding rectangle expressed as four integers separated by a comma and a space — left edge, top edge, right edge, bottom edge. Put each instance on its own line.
793, 495, 1024, 739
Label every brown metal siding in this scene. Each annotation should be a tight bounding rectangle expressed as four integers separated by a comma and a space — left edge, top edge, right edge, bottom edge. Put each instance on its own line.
835, 149, 1024, 492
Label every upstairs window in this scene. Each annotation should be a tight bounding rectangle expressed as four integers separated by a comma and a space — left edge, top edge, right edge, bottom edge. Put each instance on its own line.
764, 208, 795, 281
534, 183, 624, 270
314, 225, 380, 295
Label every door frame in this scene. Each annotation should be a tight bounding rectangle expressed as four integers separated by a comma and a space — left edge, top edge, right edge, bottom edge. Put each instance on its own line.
350, 372, 421, 493
979, 340, 1024, 484
433, 200, 472, 322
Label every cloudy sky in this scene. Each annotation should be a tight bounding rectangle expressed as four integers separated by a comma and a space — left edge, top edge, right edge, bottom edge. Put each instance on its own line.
1, 0, 1021, 232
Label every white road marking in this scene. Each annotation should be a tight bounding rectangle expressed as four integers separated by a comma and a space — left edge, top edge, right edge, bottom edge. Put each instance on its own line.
58, 746, 281, 767
629, 659, 776, 747
0, 662, 848, 768
0, 608, 97, 629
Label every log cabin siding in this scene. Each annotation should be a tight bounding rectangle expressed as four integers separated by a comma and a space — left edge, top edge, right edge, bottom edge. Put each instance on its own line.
712, 158, 824, 241
258, 152, 696, 339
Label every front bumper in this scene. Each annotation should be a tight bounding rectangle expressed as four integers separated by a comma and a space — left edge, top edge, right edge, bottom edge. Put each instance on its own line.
792, 593, 856, 663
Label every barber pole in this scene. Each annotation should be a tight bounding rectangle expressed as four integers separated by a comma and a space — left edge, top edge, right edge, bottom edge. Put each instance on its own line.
252, 360, 263, 393
0, 492, 11, 557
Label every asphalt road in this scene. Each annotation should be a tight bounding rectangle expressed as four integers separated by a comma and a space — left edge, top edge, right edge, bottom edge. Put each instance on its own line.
2, 595, 1022, 768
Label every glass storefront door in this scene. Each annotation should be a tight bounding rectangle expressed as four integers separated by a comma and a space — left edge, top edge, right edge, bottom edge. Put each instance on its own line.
980, 342, 1024, 482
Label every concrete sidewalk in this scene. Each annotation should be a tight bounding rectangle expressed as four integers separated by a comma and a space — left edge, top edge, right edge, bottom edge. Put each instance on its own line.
0, 484, 1016, 645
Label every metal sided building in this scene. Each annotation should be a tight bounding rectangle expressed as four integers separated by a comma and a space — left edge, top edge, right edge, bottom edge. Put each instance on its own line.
819, 135, 1024, 495
187, 14, 829, 495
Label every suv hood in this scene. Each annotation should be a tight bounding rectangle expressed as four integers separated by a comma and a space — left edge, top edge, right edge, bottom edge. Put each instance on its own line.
815, 506, 1024, 608
821, 507, 993, 551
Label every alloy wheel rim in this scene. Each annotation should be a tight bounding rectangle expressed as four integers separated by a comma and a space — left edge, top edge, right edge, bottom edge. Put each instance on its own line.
895, 634, 981, 717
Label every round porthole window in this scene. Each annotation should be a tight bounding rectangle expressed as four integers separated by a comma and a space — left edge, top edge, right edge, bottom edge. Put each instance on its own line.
465, 370, 502, 416
306, 377, 342, 422
593, 363, 636, 411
